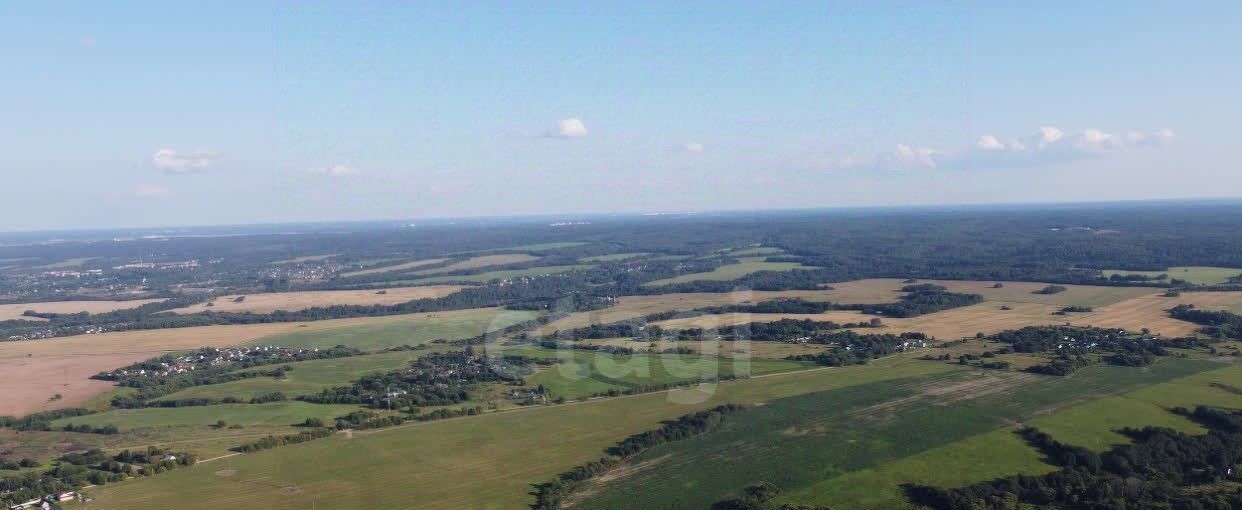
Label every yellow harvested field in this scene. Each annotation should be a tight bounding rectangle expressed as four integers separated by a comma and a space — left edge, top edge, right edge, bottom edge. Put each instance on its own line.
644, 282, 1222, 341
533, 290, 847, 335
0, 299, 165, 322
167, 286, 464, 314
532, 279, 1153, 336
0, 308, 505, 417
340, 258, 449, 277
409, 254, 541, 276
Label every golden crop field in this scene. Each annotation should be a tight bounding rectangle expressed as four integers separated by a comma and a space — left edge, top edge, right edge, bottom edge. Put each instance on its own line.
0, 307, 518, 417
167, 285, 464, 314
0, 299, 166, 322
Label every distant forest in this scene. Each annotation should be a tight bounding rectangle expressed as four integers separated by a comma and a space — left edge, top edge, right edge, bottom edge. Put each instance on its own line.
5, 202, 1242, 339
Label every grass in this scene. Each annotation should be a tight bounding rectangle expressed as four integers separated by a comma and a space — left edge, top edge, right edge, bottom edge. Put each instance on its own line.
50, 402, 362, 432
167, 286, 463, 314
579, 253, 650, 262
245, 307, 540, 350
154, 350, 442, 402
339, 257, 448, 277
1102, 266, 1242, 285
780, 360, 1242, 509
724, 247, 784, 256
499, 347, 815, 400
579, 357, 1217, 509
80, 357, 960, 510
408, 254, 542, 276
403, 264, 590, 284
644, 257, 817, 287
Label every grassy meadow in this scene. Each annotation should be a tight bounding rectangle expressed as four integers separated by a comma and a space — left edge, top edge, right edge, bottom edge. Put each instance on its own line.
1102, 266, 1242, 285
246, 307, 539, 350
643, 258, 818, 286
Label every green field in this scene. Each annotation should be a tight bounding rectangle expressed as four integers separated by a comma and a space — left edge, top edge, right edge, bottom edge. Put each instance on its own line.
154, 350, 440, 402
405, 264, 590, 284
780, 360, 1242, 509
644, 258, 818, 287
246, 308, 540, 350
50, 402, 362, 432
579, 253, 650, 262
579, 357, 1220, 509
80, 358, 960, 510
724, 246, 784, 256
1102, 266, 1242, 285
502, 347, 815, 400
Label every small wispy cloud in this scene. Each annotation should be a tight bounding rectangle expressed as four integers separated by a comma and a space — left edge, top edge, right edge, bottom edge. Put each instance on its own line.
545, 118, 588, 139
305, 164, 361, 177
679, 142, 705, 153
152, 148, 218, 173
134, 184, 170, 197
817, 126, 1174, 171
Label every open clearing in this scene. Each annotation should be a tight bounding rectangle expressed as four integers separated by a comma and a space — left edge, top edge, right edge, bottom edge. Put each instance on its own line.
50, 402, 362, 432
81, 358, 959, 510
271, 254, 339, 264
242, 307, 539, 350
783, 360, 1242, 509
0, 307, 534, 417
578, 357, 1217, 509
1103, 266, 1242, 285
167, 286, 464, 314
155, 350, 443, 402
0, 299, 165, 321
339, 257, 449, 277
405, 264, 590, 284
579, 253, 650, 262
409, 254, 541, 276
644, 257, 818, 287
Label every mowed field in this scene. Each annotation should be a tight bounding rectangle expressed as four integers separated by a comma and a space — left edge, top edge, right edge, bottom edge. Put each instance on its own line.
650, 280, 1212, 340
643, 257, 817, 287
81, 357, 961, 510
574, 357, 1221, 509
339, 257, 449, 277
405, 264, 590, 284
0, 298, 165, 321
167, 286, 464, 314
782, 360, 1242, 509
153, 350, 445, 402
247, 307, 539, 350
0, 307, 536, 417
409, 254, 541, 276
532, 281, 909, 336
1103, 266, 1242, 285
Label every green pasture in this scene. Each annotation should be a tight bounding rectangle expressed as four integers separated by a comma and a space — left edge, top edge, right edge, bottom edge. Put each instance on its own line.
246, 308, 539, 350
1102, 266, 1242, 285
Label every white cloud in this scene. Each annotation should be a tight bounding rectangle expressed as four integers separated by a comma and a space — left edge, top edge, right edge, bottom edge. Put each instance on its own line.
152, 148, 218, 173
306, 164, 361, 177
134, 184, 170, 197
546, 118, 588, 138
976, 135, 1006, 151
818, 126, 1175, 172
680, 142, 705, 153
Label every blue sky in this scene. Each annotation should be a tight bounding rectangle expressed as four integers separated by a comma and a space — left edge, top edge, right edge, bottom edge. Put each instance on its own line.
2, 1, 1240, 230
